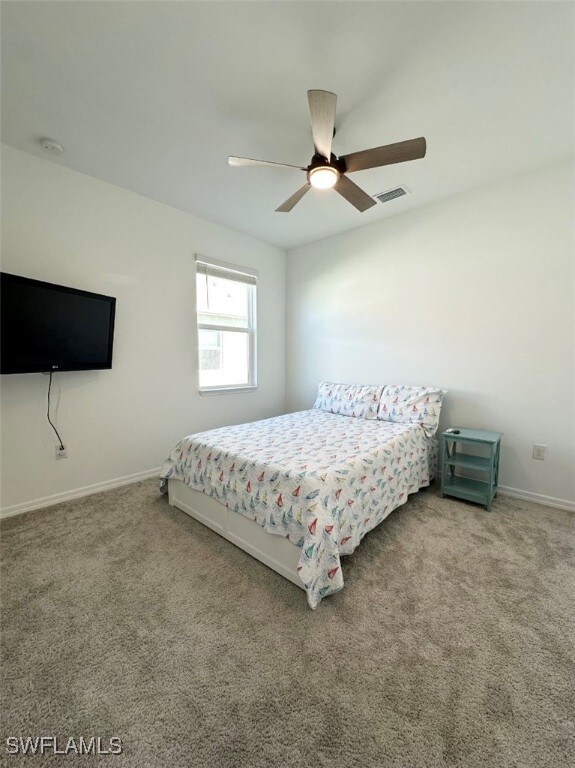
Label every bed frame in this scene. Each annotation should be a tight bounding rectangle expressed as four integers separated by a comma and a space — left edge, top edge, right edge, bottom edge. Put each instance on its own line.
168, 478, 304, 590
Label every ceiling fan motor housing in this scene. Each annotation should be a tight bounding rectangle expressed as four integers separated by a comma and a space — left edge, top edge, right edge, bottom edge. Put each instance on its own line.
307, 153, 344, 172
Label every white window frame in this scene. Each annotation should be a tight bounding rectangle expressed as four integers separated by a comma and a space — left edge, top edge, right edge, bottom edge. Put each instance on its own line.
195, 255, 257, 395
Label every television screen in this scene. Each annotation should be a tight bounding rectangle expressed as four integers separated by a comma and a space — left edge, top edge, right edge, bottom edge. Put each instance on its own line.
1, 273, 116, 374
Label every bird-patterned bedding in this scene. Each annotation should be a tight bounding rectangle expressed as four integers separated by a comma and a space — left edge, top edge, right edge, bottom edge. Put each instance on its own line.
160, 409, 436, 609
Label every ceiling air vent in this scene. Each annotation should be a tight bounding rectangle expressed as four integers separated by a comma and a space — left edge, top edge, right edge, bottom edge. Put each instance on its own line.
374, 186, 410, 204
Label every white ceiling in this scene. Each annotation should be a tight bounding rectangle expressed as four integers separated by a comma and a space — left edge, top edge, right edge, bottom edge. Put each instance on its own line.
2, 1, 574, 250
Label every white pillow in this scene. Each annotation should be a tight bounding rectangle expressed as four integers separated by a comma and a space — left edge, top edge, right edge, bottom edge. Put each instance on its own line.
378, 384, 447, 436
313, 382, 384, 420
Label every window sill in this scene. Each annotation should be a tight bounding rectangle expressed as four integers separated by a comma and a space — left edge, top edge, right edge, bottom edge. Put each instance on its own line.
199, 385, 258, 396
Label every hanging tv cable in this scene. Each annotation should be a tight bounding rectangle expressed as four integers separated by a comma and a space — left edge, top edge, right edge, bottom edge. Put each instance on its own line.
43, 371, 65, 450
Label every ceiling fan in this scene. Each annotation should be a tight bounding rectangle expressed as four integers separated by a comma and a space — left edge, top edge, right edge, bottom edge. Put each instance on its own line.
228, 90, 426, 213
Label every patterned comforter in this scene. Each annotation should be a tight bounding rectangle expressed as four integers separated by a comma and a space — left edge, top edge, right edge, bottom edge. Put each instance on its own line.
160, 410, 436, 608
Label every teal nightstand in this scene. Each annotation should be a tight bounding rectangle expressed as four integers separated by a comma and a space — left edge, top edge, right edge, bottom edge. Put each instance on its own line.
440, 428, 502, 511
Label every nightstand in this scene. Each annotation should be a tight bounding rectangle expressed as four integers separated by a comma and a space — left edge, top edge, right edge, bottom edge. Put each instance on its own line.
440, 428, 502, 511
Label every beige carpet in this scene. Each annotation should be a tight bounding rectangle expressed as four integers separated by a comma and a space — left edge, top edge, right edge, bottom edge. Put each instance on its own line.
1, 479, 574, 768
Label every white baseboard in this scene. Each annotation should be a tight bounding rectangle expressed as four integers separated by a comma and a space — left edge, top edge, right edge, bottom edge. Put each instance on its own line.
498, 485, 575, 512
2, 471, 572, 520
0, 467, 161, 520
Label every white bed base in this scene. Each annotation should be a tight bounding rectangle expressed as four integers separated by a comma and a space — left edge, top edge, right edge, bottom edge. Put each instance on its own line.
168, 478, 304, 590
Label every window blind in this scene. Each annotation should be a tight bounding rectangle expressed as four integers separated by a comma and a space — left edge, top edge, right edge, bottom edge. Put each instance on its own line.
195, 258, 257, 286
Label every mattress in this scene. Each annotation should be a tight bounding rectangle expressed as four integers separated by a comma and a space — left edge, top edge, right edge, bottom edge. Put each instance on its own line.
160, 409, 436, 608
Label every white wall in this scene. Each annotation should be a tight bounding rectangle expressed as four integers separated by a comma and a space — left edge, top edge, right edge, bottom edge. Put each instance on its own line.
1, 145, 286, 513
286, 161, 575, 506
3, 148, 573, 513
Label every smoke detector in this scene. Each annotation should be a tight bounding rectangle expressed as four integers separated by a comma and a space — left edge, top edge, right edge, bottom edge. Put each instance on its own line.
374, 185, 410, 204
39, 138, 64, 156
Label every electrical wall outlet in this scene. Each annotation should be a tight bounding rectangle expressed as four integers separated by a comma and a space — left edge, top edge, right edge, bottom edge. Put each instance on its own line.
532, 444, 546, 461
55, 444, 67, 460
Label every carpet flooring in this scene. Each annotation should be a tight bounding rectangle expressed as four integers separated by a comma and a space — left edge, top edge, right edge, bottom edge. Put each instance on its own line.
1, 479, 574, 768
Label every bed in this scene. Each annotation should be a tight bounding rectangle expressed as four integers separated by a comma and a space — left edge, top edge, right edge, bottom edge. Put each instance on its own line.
160, 402, 439, 609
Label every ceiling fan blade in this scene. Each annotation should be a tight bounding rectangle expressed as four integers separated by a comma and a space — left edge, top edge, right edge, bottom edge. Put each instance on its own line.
275, 184, 310, 213
228, 156, 304, 170
307, 90, 337, 161
334, 175, 377, 213
341, 137, 426, 173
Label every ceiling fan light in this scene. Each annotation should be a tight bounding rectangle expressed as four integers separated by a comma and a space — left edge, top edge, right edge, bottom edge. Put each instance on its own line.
308, 166, 339, 190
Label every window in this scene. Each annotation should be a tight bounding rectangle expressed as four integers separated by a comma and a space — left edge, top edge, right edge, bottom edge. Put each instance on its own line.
196, 257, 257, 392
198, 329, 222, 372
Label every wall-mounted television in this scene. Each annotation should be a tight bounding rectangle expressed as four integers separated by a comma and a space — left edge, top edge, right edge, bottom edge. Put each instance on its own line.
1, 273, 116, 374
